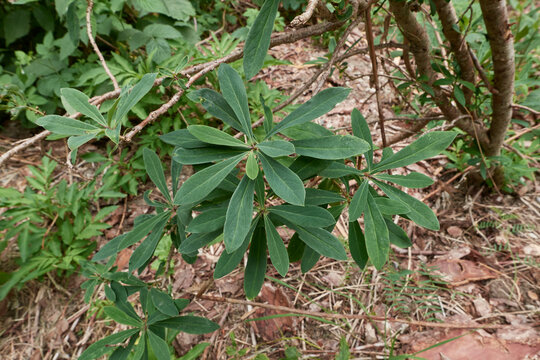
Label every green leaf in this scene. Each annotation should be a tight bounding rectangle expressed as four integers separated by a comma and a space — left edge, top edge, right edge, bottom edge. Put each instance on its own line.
132, 0, 195, 21
143, 148, 171, 202
292, 135, 370, 160
148, 330, 169, 360
375, 180, 440, 230
114, 73, 157, 125
269, 205, 335, 227
78, 329, 139, 360
150, 288, 178, 317
349, 220, 368, 269
128, 216, 168, 272
154, 315, 219, 334
364, 193, 389, 270
351, 108, 373, 169
259, 152, 305, 206
215, 217, 259, 279
218, 64, 253, 138
372, 131, 457, 172
294, 226, 347, 260
131, 333, 146, 360
290, 157, 332, 180
224, 176, 255, 253
104, 307, 142, 328
374, 172, 434, 188
454, 86, 466, 106
349, 180, 369, 221
261, 95, 274, 134
244, 227, 267, 299
336, 337, 351, 360
319, 161, 363, 178
264, 215, 289, 276
287, 233, 305, 262
305, 188, 344, 206
144, 23, 181, 39
160, 129, 206, 148
186, 208, 226, 233
243, 0, 280, 79
179, 231, 221, 254
178, 343, 210, 360
300, 245, 320, 273
188, 89, 243, 131
37, 115, 99, 135
257, 140, 295, 157
173, 147, 245, 165
67, 134, 95, 150
61, 88, 106, 126
385, 218, 412, 248
374, 197, 410, 215
246, 151, 259, 180
173, 154, 244, 205
266, 88, 350, 138
187, 125, 249, 148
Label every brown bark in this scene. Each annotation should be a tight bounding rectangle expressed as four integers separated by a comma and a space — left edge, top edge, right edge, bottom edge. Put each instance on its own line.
479, 0, 515, 157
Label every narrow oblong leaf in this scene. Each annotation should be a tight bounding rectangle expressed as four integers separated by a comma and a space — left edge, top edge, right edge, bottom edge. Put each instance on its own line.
186, 208, 226, 233
179, 231, 221, 254
318, 161, 363, 178
374, 180, 440, 230
384, 218, 412, 248
224, 176, 255, 253
374, 197, 410, 215
264, 215, 289, 276
374, 172, 434, 188
67, 134, 95, 150
37, 115, 99, 135
173, 154, 244, 205
261, 95, 274, 134
244, 227, 267, 299
243, 0, 280, 79
349, 180, 369, 221
61, 88, 107, 126
147, 330, 169, 360
128, 216, 168, 272
305, 188, 345, 206
78, 329, 139, 360
300, 245, 320, 273
154, 315, 219, 334
114, 73, 157, 124
351, 109, 373, 169
372, 131, 457, 172
104, 307, 142, 328
218, 63, 253, 137
160, 129, 207, 148
150, 288, 178, 317
258, 152, 305, 206
349, 220, 368, 269
292, 135, 370, 160
143, 148, 171, 202
188, 89, 243, 131
246, 151, 259, 180
188, 125, 249, 148
268, 205, 335, 228
364, 193, 390, 270
257, 140, 295, 158
173, 147, 245, 165
294, 226, 347, 260
266, 87, 351, 138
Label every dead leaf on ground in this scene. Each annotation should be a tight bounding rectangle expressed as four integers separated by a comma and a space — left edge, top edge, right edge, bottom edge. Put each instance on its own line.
428, 259, 497, 287
447, 226, 463, 237
250, 284, 295, 341
322, 271, 343, 287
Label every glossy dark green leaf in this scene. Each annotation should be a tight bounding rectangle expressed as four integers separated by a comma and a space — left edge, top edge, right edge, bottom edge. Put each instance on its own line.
280, 121, 333, 140
351, 108, 373, 169
78, 329, 139, 360
37, 115, 99, 135
188, 88, 243, 131
143, 148, 170, 202
186, 208, 226, 233
318, 161, 363, 178
374, 197, 410, 215
214, 217, 259, 279
375, 180, 439, 230
374, 172, 434, 188
60, 88, 106, 126
257, 140, 295, 158
179, 231, 221, 254
114, 73, 157, 125
349, 180, 369, 221
173, 147, 245, 165
294, 226, 347, 260
258, 152, 305, 206
305, 188, 344, 206
349, 220, 368, 269
364, 193, 389, 270
384, 218, 412, 248
261, 95, 274, 134
224, 176, 255, 253
154, 315, 219, 334
173, 154, 244, 205
188, 125, 249, 148
128, 216, 168, 272
243, 0, 280, 79
246, 151, 259, 180
150, 288, 178, 317
218, 63, 253, 137
266, 87, 351, 138
300, 245, 320, 273
289, 157, 332, 180
372, 131, 457, 172
104, 307, 142, 328
268, 205, 335, 227
160, 129, 207, 148
292, 135, 370, 160
264, 215, 289, 276
244, 227, 267, 299
287, 233, 305, 262
148, 330, 169, 360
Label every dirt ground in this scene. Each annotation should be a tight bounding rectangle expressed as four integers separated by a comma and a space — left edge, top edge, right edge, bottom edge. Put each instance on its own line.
1, 30, 539, 360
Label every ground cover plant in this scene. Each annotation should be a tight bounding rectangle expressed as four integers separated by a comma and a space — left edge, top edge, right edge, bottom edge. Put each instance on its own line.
0, 0, 538, 359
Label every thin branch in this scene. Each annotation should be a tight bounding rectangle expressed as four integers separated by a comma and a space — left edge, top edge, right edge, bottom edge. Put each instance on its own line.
290, 0, 320, 27
86, 0, 119, 91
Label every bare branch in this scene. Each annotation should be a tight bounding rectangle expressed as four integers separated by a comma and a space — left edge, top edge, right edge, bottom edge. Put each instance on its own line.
86, 0, 119, 91
290, 0, 319, 27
